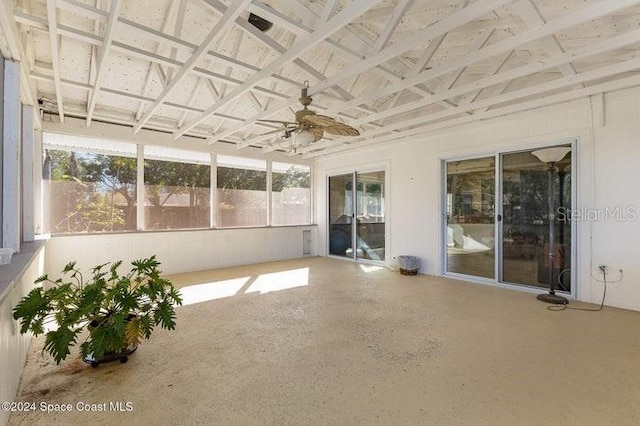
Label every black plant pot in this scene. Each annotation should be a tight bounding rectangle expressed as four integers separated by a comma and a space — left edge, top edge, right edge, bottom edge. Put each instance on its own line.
84, 313, 138, 367
84, 344, 138, 368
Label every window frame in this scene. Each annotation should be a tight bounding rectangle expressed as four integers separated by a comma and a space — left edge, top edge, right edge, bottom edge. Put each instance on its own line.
40, 133, 314, 235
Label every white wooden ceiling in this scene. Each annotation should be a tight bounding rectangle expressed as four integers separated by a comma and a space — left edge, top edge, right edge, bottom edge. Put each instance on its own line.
3, 0, 640, 158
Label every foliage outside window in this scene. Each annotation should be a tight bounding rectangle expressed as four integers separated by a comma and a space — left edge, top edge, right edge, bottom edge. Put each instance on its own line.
217, 156, 267, 227
272, 162, 311, 226
43, 134, 312, 234
144, 159, 210, 230
43, 149, 137, 233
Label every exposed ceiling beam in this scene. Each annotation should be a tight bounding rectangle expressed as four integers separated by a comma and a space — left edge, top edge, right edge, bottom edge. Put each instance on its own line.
203, 0, 376, 117
512, 0, 582, 89
13, 11, 301, 103
318, 0, 640, 120
133, 0, 254, 133
307, 57, 640, 154
319, 0, 338, 23
309, 73, 640, 158
46, 0, 65, 122
460, 50, 514, 108
14, 8, 352, 106
135, 0, 182, 120
0, 0, 42, 128
31, 71, 283, 130
251, 0, 430, 115
117, 16, 303, 90
278, 0, 457, 117
87, 0, 102, 118
86, 0, 122, 125
175, 0, 386, 140
166, 0, 188, 82
58, 0, 107, 22
330, 25, 640, 131
208, 0, 515, 144
371, 0, 414, 52
178, 27, 240, 130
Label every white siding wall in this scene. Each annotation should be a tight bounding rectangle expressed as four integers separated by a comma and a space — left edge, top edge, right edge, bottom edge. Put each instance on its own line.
0, 246, 45, 426
315, 88, 640, 311
46, 226, 317, 277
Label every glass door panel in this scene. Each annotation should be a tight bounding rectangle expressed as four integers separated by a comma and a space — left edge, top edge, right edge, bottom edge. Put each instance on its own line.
356, 171, 385, 261
329, 174, 354, 258
446, 157, 496, 278
501, 148, 572, 290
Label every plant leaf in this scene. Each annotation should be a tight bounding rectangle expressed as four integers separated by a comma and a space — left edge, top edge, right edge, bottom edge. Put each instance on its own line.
44, 327, 79, 364
13, 288, 50, 335
124, 316, 142, 346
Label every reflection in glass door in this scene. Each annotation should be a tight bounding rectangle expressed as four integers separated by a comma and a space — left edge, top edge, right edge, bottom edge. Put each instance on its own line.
329, 171, 386, 262
501, 148, 572, 291
329, 174, 354, 258
446, 157, 495, 278
356, 171, 385, 261
443, 145, 573, 292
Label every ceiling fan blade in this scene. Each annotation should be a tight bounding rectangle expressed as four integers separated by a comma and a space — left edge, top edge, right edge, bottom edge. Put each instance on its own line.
301, 114, 337, 127
322, 123, 360, 136
257, 128, 286, 137
257, 119, 298, 125
256, 124, 299, 138
310, 126, 324, 141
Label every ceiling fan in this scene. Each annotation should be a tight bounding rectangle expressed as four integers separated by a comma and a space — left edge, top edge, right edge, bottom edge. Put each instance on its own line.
258, 81, 360, 154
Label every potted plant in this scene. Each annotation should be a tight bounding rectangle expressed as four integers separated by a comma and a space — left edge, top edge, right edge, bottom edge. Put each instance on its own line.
13, 255, 182, 366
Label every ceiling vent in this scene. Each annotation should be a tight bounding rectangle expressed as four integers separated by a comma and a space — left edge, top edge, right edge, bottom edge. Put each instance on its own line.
248, 12, 273, 32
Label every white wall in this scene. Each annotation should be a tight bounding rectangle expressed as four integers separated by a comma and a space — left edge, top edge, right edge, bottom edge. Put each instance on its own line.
0, 245, 45, 426
46, 226, 317, 278
315, 87, 640, 311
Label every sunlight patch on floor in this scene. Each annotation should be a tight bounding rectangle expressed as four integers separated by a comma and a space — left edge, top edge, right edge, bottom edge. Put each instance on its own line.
359, 264, 385, 273
245, 268, 309, 294
179, 277, 251, 306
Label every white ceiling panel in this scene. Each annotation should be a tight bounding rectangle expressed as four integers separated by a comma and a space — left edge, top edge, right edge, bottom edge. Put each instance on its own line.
4, 0, 640, 157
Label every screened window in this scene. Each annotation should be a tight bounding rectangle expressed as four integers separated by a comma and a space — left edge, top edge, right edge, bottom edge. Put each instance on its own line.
272, 162, 311, 226
217, 156, 267, 227
43, 149, 137, 234
143, 160, 210, 230
42, 134, 312, 234
143, 146, 211, 230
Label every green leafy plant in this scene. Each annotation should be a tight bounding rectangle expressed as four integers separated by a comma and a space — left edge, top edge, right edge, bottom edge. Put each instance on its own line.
13, 256, 182, 364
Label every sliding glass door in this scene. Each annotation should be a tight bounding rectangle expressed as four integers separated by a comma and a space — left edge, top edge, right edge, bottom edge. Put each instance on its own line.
329, 174, 354, 258
356, 171, 386, 261
445, 157, 496, 279
329, 171, 386, 262
501, 149, 572, 290
443, 145, 573, 293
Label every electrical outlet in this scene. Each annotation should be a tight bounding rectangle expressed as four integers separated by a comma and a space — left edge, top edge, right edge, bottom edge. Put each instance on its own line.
598, 264, 608, 274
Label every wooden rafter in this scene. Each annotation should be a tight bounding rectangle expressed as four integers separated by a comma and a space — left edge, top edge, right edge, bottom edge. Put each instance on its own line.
308, 73, 640, 158
86, 0, 122, 125
207, 0, 515, 145
46, 0, 65, 122
306, 56, 640, 155
8, 0, 640, 156
317, 0, 640, 122
0, 0, 42, 128
175, 0, 387, 140
135, 0, 182, 121
133, 0, 254, 134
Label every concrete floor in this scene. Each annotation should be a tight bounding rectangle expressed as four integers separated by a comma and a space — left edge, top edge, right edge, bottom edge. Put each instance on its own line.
9, 257, 640, 425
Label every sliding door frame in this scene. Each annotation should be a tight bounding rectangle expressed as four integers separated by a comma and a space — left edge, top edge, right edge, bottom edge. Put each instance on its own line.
440, 139, 578, 299
325, 161, 390, 266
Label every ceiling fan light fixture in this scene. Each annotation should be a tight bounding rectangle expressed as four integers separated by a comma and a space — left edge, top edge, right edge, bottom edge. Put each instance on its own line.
296, 128, 315, 147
